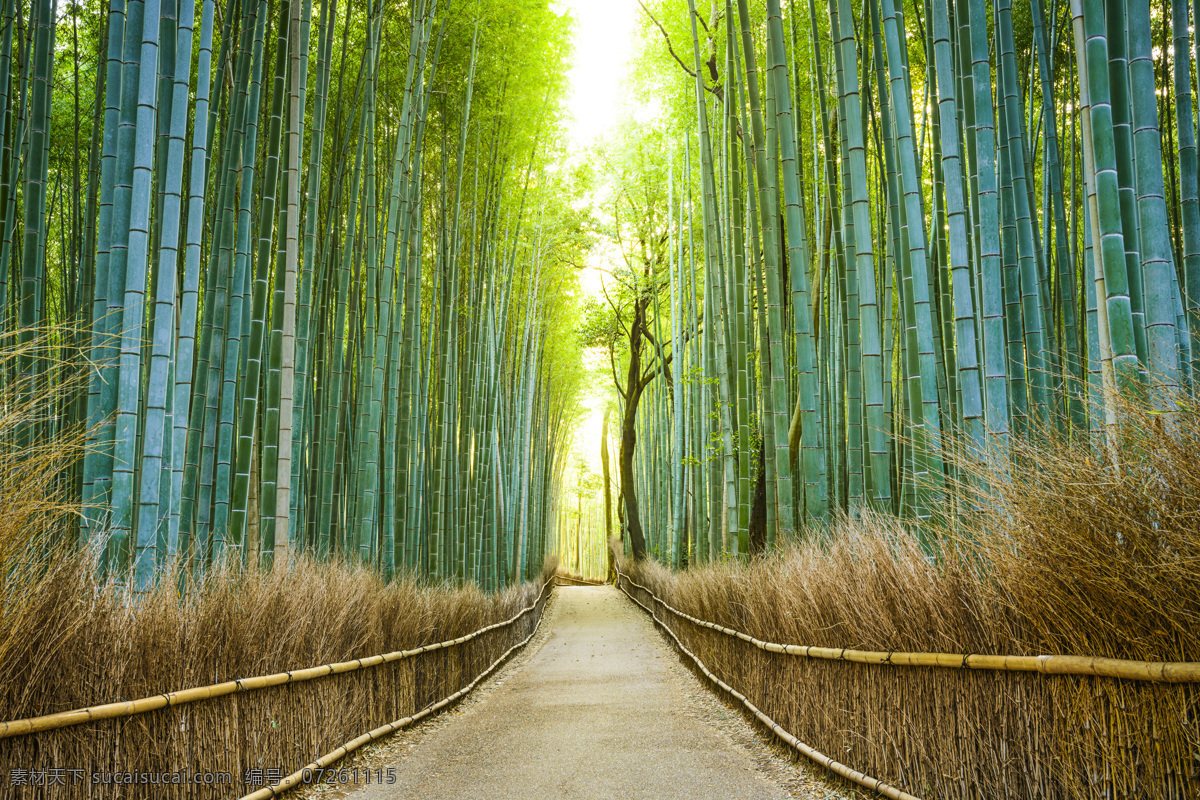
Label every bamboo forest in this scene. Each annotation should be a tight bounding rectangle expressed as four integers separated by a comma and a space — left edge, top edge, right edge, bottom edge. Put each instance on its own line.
0, 0, 1197, 797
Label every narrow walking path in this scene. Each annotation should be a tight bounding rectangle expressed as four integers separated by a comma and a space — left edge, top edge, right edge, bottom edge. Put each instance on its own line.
338, 585, 846, 800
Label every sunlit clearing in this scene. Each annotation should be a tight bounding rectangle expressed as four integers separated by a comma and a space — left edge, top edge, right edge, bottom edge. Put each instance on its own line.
556, 0, 640, 152
556, 0, 639, 474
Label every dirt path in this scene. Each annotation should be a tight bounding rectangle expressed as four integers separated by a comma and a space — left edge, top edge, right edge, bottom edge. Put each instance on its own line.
327, 585, 852, 800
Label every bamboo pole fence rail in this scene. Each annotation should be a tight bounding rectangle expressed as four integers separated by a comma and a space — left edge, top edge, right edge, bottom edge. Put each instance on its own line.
0, 577, 555, 741
616, 569, 922, 800
616, 573, 1200, 683
238, 580, 553, 800
616, 564, 1200, 799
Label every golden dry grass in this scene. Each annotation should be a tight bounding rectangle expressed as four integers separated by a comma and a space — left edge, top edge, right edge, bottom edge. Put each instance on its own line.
0, 330, 88, 672
622, 395, 1200, 799
0, 549, 554, 798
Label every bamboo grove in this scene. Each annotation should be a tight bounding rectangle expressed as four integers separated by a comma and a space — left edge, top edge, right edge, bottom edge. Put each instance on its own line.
607, 0, 1199, 565
0, 0, 587, 589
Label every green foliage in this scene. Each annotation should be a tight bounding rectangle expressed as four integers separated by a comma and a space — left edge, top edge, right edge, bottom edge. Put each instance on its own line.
4, 0, 588, 591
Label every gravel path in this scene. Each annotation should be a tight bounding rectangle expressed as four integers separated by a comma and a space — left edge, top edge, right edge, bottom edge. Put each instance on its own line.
314, 585, 854, 800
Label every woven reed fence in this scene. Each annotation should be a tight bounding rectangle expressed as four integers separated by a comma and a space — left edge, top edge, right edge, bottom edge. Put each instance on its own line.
0, 575, 553, 799
617, 568, 1200, 800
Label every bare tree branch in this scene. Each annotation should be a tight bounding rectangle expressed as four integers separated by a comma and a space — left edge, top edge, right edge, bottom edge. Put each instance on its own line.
643, 327, 671, 352
640, 350, 674, 390
610, 346, 628, 400
636, 0, 724, 102
601, 281, 631, 339
637, 0, 697, 79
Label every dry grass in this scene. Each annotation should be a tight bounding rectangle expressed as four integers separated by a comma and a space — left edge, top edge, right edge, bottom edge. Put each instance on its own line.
0, 330, 88, 671
0, 546, 554, 796
623, 395, 1200, 799
0, 550, 553, 797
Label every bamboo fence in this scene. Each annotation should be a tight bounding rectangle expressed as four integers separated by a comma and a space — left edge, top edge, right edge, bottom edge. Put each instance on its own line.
617, 569, 1200, 799
236, 580, 552, 800
617, 570, 921, 800
0, 577, 554, 799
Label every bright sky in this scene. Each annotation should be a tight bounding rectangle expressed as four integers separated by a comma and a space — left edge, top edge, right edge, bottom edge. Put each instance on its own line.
553, 0, 641, 483
555, 0, 640, 153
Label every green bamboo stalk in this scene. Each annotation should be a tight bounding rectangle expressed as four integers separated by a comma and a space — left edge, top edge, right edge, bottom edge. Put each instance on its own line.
1174, 0, 1200, 384
880, 0, 946, 517
964, 0, 1011, 444
1030, 0, 1083, 427
135, 0, 199, 584
1076, 0, 1140, 388
996, 0, 1051, 426
734, 0, 795, 538
101, 0, 146, 574
767, 0, 824, 527
81, 0, 128, 545
930, 0, 984, 455
1103, 0, 1149, 376
230, 0, 290, 551
830, 0, 891, 510
1127, 0, 1182, 404
17, 0, 53, 451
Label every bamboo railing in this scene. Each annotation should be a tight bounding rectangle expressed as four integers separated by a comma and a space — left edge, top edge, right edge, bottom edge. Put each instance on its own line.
238, 577, 553, 800
0, 576, 555, 741
616, 570, 922, 800
617, 567, 1200, 800
617, 572, 1200, 683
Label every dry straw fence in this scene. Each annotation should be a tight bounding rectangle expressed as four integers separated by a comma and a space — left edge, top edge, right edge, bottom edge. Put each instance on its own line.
0, 559, 555, 800
616, 549, 1200, 800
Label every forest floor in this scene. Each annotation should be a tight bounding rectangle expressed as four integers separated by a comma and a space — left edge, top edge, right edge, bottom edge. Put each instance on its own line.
296, 585, 857, 800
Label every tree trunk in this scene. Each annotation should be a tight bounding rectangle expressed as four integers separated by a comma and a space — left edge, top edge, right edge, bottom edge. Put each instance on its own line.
619, 299, 650, 560
601, 406, 612, 541
749, 439, 767, 554
619, 404, 647, 560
